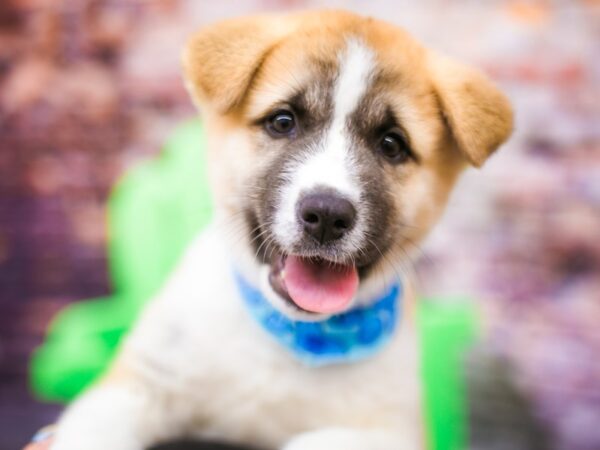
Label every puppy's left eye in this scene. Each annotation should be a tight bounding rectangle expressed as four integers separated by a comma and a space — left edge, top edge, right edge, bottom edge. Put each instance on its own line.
265, 110, 296, 138
378, 132, 411, 164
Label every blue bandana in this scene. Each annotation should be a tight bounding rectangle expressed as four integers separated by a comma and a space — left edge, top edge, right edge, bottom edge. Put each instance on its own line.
234, 272, 402, 366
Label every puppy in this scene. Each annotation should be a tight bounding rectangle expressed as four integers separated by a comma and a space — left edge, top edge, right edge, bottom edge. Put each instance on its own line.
48, 10, 512, 450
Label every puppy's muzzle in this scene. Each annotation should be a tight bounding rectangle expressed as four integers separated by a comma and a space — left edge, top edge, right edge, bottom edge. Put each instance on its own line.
297, 190, 357, 245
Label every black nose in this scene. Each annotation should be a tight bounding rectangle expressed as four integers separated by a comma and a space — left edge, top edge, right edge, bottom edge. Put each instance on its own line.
297, 192, 357, 244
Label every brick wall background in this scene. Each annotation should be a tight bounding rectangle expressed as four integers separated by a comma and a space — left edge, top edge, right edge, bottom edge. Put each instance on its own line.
0, 1, 598, 449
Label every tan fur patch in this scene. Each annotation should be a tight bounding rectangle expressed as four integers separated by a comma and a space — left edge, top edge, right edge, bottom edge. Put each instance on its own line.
427, 53, 514, 167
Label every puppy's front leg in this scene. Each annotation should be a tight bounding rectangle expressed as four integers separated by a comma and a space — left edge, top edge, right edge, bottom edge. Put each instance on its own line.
283, 427, 420, 450
51, 374, 164, 450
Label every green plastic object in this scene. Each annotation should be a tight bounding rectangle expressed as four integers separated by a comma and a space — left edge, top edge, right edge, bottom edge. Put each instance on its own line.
30, 119, 212, 401
419, 300, 478, 450
30, 118, 477, 450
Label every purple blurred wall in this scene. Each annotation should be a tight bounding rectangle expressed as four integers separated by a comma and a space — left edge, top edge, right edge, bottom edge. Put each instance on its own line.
0, 1, 598, 449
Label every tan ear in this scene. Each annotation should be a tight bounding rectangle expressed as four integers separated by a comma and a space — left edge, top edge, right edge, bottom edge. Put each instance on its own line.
182, 15, 293, 114
428, 53, 513, 167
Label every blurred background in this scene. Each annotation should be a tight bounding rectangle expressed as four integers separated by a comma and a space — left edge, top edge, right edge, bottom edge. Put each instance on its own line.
0, 0, 598, 449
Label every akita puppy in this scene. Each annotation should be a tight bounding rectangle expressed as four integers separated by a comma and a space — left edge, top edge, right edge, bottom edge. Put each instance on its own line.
45, 10, 512, 450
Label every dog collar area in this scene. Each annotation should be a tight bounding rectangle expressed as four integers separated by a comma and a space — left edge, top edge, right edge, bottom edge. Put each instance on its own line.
234, 271, 402, 366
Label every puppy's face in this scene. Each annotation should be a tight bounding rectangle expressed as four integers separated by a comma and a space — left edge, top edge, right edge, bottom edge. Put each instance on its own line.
183, 11, 512, 319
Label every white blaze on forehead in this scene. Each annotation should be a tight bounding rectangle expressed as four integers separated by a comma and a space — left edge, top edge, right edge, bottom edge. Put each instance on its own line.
275, 38, 376, 248
332, 38, 376, 131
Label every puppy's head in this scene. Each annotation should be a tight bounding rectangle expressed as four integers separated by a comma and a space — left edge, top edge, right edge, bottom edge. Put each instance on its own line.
183, 11, 512, 319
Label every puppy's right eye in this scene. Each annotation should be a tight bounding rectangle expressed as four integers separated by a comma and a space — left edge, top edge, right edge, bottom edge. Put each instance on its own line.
265, 110, 296, 138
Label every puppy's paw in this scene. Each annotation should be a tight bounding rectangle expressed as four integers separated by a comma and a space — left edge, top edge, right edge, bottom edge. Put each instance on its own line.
283, 428, 414, 450
49, 384, 150, 450
283, 431, 356, 450
49, 432, 142, 450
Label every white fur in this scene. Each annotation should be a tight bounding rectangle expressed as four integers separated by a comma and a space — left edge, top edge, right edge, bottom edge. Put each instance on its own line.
51, 385, 150, 450
283, 427, 419, 450
51, 224, 422, 449
273, 39, 375, 255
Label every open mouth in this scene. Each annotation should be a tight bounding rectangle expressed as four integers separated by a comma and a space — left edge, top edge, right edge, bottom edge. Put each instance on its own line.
268, 253, 359, 315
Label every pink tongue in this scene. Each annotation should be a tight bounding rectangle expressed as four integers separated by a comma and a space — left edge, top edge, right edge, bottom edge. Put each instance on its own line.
283, 256, 359, 314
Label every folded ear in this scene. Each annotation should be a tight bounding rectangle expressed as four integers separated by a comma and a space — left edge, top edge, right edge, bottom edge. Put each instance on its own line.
428, 53, 513, 167
182, 15, 293, 114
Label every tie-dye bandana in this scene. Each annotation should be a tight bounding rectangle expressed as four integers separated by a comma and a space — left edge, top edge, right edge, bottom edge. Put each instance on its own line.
235, 272, 402, 366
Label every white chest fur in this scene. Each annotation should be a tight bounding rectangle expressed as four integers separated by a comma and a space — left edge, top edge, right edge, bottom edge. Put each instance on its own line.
120, 224, 423, 448
52, 224, 423, 450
